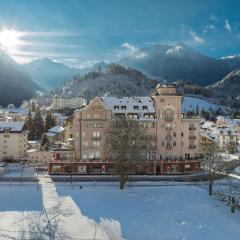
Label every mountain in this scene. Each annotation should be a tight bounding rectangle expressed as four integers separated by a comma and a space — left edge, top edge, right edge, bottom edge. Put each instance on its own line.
209, 69, 240, 99
118, 43, 231, 86
22, 58, 81, 90
220, 55, 240, 70
0, 50, 42, 107
53, 64, 160, 100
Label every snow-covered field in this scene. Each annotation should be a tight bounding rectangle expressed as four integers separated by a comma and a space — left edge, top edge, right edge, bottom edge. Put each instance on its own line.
57, 182, 240, 240
0, 183, 42, 211
182, 96, 224, 113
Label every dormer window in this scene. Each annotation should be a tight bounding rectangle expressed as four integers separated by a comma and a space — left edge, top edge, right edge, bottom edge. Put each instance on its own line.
134, 106, 139, 110
143, 106, 148, 111
121, 106, 126, 110
114, 106, 119, 110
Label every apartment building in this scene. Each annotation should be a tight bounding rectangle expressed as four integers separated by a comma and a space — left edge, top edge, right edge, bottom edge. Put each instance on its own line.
0, 122, 27, 161
69, 84, 201, 175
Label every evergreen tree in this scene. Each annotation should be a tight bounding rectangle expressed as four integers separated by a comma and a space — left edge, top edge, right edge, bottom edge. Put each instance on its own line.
31, 101, 36, 112
45, 112, 56, 131
41, 134, 50, 151
33, 107, 44, 140
26, 109, 34, 140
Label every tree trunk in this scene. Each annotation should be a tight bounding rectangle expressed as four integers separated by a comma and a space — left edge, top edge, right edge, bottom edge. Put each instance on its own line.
208, 178, 213, 196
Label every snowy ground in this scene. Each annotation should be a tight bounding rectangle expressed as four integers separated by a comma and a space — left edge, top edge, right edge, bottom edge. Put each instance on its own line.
0, 178, 122, 239
0, 163, 36, 178
182, 96, 225, 113
57, 182, 240, 240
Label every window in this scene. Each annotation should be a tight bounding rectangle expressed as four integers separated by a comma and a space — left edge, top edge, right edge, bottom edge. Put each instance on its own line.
161, 141, 165, 146
149, 122, 154, 128
173, 141, 176, 146
143, 106, 148, 110
114, 106, 119, 110
173, 132, 176, 137
93, 141, 100, 147
93, 132, 100, 137
93, 114, 99, 119
134, 106, 139, 110
181, 132, 184, 137
121, 106, 126, 110
160, 98, 165, 103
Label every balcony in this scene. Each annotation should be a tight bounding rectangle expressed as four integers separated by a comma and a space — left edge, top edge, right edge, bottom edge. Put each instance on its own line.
165, 126, 172, 131
189, 135, 196, 140
92, 136, 101, 140
166, 145, 172, 150
165, 136, 172, 140
189, 145, 196, 149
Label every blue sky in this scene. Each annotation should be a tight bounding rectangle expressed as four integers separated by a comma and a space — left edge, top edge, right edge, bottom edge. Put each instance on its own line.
0, 0, 239, 67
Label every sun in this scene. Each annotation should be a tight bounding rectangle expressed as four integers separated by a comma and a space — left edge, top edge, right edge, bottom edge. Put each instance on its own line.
0, 29, 20, 50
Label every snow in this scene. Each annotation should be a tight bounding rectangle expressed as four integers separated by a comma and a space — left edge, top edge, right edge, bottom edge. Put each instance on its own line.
0, 163, 36, 178
57, 182, 240, 240
0, 176, 122, 239
0, 183, 42, 211
182, 96, 223, 113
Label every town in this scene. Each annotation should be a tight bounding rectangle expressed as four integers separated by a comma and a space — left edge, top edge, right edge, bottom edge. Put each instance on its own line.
1, 0, 240, 239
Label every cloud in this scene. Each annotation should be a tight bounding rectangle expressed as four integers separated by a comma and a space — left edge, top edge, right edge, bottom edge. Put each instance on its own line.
203, 24, 216, 34
224, 19, 232, 32
121, 42, 148, 59
189, 31, 204, 43
209, 14, 218, 22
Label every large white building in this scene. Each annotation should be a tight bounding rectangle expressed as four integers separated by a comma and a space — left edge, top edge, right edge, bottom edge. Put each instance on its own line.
0, 122, 27, 161
52, 96, 87, 109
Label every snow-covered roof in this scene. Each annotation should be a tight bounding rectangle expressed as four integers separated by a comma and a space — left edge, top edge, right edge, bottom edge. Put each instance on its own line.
48, 126, 64, 133
0, 122, 25, 132
101, 96, 156, 120
201, 121, 215, 129
101, 97, 155, 113
46, 132, 57, 137
0, 107, 28, 115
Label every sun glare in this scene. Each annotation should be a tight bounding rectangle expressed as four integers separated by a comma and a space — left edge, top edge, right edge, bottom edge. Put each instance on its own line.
0, 29, 20, 50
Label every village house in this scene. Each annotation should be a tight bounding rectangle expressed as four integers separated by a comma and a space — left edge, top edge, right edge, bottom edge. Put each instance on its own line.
0, 122, 27, 161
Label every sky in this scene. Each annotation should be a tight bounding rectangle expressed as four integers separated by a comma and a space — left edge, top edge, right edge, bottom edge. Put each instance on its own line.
0, 0, 239, 68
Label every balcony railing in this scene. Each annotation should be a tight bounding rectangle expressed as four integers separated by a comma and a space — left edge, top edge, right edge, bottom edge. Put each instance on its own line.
165, 126, 172, 131
189, 145, 196, 149
92, 136, 101, 140
166, 145, 172, 150
189, 135, 196, 140
166, 136, 172, 140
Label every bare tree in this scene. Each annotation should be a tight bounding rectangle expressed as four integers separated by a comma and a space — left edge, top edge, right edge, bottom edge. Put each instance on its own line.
104, 116, 154, 190
201, 141, 225, 196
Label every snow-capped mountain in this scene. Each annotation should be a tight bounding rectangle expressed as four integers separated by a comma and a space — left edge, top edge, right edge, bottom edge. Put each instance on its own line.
118, 43, 231, 86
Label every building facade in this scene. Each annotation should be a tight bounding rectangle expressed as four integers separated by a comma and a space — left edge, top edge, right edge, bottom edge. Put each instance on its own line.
51, 95, 87, 109
0, 122, 27, 161
49, 84, 202, 175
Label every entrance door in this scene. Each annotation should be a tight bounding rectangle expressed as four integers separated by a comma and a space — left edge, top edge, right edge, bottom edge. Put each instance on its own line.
156, 165, 161, 175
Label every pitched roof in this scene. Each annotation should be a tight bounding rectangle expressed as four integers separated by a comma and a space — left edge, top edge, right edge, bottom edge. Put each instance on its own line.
48, 126, 64, 133
0, 122, 25, 132
101, 97, 155, 113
